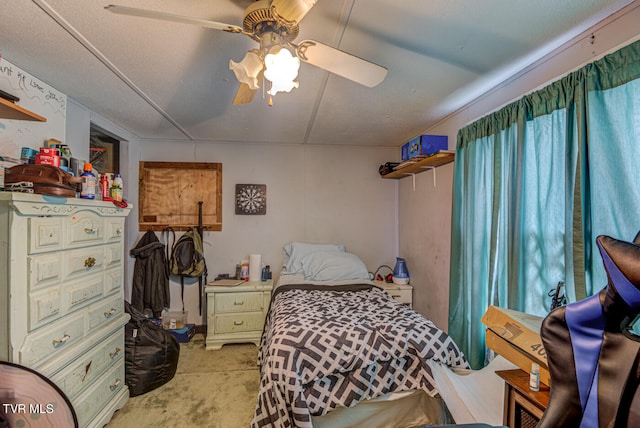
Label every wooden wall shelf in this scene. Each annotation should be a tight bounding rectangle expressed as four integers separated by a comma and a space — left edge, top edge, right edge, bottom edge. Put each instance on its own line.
380, 152, 455, 179
0, 97, 46, 122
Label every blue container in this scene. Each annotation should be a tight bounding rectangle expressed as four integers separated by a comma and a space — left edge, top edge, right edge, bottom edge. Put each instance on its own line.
20, 147, 39, 162
393, 257, 410, 278
401, 135, 448, 160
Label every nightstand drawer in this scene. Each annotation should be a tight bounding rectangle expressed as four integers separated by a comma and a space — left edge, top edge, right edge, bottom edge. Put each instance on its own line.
386, 289, 412, 305
215, 292, 264, 313
215, 312, 265, 333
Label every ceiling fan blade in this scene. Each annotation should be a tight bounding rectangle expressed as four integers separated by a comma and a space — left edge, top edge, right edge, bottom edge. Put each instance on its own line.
270, 0, 318, 23
105, 5, 243, 33
233, 83, 259, 105
296, 40, 387, 88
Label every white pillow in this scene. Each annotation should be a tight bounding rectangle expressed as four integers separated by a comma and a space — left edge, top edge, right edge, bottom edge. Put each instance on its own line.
283, 242, 345, 275
300, 251, 369, 281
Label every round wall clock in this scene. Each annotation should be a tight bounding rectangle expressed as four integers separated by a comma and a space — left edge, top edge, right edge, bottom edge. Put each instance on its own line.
235, 184, 267, 215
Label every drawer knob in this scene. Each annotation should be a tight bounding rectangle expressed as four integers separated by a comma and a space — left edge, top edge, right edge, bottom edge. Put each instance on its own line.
234, 301, 244, 306
116, 227, 122, 235
84, 257, 96, 268
52, 334, 70, 348
84, 227, 97, 234
109, 378, 121, 391
234, 320, 245, 326
104, 308, 117, 318
109, 347, 122, 359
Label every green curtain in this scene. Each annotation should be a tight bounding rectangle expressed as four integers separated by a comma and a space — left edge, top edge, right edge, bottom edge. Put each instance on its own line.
449, 39, 640, 369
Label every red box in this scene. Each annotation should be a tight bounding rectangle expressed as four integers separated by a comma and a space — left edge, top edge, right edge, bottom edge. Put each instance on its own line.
39, 147, 60, 156
35, 153, 61, 167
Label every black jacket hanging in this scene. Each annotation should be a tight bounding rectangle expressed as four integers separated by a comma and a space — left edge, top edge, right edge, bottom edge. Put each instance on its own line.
130, 229, 170, 318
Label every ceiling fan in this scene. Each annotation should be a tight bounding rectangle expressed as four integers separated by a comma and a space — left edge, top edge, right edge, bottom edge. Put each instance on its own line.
105, 0, 388, 105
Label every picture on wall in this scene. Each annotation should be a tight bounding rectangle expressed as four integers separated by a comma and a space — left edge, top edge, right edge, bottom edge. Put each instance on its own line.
235, 184, 267, 215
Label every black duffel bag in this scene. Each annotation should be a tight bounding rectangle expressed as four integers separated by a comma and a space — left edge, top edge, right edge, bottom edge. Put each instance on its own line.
124, 301, 180, 397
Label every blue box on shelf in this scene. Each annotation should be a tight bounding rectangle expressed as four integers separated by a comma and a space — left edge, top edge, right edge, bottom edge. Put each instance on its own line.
401, 135, 448, 160
168, 323, 196, 343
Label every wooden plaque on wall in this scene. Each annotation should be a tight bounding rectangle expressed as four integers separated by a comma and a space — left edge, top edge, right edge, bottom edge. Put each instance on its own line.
138, 161, 222, 231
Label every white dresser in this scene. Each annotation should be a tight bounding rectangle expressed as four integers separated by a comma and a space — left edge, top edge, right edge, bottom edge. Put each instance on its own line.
205, 280, 273, 350
0, 192, 131, 427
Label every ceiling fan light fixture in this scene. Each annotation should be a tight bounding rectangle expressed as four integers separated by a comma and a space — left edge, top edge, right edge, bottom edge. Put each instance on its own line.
229, 50, 264, 90
264, 46, 300, 96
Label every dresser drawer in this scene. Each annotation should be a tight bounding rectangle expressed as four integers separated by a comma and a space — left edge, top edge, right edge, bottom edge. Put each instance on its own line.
215, 292, 265, 313
87, 295, 124, 333
28, 253, 63, 291
20, 311, 85, 368
63, 272, 105, 314
73, 360, 126, 428
62, 246, 104, 280
104, 243, 123, 269
105, 218, 125, 242
28, 216, 64, 254
65, 211, 104, 248
214, 312, 265, 333
51, 330, 124, 399
29, 286, 62, 330
104, 267, 123, 295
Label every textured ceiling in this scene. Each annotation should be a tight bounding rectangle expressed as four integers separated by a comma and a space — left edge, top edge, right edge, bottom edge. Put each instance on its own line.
0, 0, 637, 146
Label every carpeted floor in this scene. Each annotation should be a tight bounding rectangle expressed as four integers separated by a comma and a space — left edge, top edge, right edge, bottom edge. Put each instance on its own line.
106, 334, 260, 428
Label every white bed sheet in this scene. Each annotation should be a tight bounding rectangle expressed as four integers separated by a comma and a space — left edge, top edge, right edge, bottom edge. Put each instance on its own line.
428, 355, 517, 425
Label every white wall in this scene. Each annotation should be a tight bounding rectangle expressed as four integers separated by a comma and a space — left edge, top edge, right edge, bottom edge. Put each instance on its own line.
401, 4, 640, 330
130, 140, 398, 324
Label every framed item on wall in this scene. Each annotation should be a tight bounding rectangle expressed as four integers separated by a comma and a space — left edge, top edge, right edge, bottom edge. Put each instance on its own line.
139, 161, 222, 231
235, 184, 267, 215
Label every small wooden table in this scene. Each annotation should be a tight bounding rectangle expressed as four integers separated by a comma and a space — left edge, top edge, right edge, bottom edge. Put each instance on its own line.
496, 369, 549, 428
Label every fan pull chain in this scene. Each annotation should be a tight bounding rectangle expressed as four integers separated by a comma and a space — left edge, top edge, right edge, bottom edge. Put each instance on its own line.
268, 96, 273, 107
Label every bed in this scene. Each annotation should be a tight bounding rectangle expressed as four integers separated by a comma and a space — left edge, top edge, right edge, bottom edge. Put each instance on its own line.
251, 243, 469, 428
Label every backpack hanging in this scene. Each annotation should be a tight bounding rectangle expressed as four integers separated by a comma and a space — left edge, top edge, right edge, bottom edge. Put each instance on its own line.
169, 227, 207, 312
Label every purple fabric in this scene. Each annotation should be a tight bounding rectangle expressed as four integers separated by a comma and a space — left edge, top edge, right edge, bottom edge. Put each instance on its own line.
565, 295, 604, 427
598, 243, 640, 310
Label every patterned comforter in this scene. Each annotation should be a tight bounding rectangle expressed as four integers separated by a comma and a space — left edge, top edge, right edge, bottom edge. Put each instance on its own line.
251, 283, 468, 428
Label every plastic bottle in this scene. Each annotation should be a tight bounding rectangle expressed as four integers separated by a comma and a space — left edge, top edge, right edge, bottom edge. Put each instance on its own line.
80, 163, 96, 199
113, 173, 123, 190
110, 173, 123, 202
529, 362, 540, 391
100, 174, 110, 200
241, 259, 249, 281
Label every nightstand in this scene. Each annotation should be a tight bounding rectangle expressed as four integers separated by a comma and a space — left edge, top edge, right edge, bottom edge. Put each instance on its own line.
204, 280, 273, 350
496, 369, 549, 428
373, 280, 413, 308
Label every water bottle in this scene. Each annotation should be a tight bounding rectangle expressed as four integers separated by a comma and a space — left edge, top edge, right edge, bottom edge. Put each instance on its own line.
80, 163, 96, 199
100, 174, 110, 200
